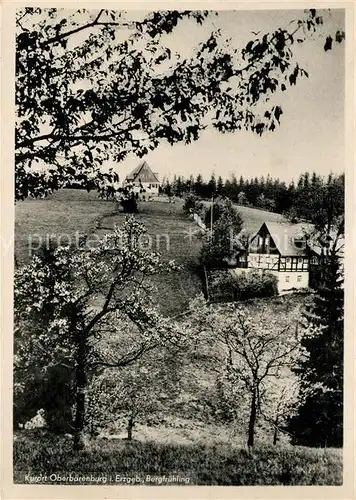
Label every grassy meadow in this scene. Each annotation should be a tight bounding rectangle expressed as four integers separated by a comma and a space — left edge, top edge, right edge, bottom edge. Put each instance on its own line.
15, 189, 118, 265
13, 429, 342, 485
15, 190, 204, 316
202, 199, 286, 235
95, 199, 204, 315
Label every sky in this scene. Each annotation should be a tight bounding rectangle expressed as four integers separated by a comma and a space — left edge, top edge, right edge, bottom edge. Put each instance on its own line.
110, 9, 345, 184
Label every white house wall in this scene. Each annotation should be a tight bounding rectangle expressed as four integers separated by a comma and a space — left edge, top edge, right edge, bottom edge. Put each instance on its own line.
274, 271, 309, 292
231, 268, 309, 294
126, 183, 159, 197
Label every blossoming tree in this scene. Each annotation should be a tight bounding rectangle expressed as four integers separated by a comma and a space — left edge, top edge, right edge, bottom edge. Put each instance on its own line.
184, 296, 301, 447
14, 217, 181, 448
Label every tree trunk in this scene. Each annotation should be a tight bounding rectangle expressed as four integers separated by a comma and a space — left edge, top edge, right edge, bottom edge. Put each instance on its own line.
73, 342, 86, 450
273, 416, 279, 445
127, 417, 134, 441
247, 388, 257, 448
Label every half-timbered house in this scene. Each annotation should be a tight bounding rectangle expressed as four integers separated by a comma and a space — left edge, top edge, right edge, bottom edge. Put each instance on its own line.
232, 221, 320, 293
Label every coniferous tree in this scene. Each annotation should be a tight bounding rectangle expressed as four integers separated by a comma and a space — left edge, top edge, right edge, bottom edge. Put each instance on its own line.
289, 248, 344, 447
172, 175, 184, 197
230, 174, 238, 202
207, 173, 217, 198
163, 178, 172, 197
194, 173, 204, 197
216, 176, 224, 197
188, 175, 195, 193
224, 178, 231, 199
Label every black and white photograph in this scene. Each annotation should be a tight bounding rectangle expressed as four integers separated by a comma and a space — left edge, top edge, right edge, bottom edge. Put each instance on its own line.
1, 1, 353, 495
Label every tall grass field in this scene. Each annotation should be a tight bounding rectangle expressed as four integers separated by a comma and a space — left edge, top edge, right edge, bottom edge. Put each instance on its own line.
13, 430, 342, 486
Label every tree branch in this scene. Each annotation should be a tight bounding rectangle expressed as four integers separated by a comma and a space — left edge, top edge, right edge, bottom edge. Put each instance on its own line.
90, 341, 159, 369
40, 9, 105, 48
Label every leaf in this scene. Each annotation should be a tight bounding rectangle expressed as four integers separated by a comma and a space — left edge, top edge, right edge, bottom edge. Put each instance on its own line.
289, 73, 296, 85
245, 41, 253, 53
335, 30, 345, 43
274, 106, 282, 123
324, 36, 333, 52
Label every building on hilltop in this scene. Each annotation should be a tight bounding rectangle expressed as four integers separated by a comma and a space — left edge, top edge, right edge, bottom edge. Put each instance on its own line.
123, 161, 160, 200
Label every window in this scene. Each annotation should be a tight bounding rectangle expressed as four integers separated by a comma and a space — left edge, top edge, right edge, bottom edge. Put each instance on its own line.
298, 257, 303, 263
297, 275, 302, 282
285, 276, 290, 283
310, 256, 318, 265
286, 257, 291, 263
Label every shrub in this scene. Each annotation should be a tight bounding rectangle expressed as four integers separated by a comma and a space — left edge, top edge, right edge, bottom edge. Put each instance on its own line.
183, 193, 199, 215
234, 271, 278, 300
208, 270, 278, 302
14, 363, 75, 434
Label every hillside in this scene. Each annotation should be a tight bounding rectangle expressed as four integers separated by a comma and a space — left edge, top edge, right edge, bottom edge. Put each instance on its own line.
15, 190, 204, 316
15, 189, 117, 264
201, 199, 286, 235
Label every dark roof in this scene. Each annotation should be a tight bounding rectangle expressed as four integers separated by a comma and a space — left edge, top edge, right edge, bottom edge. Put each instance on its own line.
125, 161, 159, 183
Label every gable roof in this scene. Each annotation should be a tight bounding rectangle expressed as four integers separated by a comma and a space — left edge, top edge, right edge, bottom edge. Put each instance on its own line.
125, 161, 159, 184
251, 221, 315, 257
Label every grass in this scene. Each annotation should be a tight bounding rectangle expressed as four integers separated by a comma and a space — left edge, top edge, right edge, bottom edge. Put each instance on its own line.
13, 429, 342, 485
15, 190, 204, 316
15, 190, 290, 314
233, 203, 286, 234
15, 189, 117, 265
97, 200, 204, 315
202, 200, 286, 235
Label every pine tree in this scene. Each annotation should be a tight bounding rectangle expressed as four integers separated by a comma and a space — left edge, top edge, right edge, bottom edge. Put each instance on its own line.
172, 175, 184, 197
216, 176, 224, 197
230, 174, 238, 202
194, 173, 203, 197
207, 173, 217, 198
289, 249, 344, 447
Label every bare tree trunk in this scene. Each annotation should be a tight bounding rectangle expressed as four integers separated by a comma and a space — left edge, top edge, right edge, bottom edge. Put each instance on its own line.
73, 341, 86, 450
247, 388, 257, 448
273, 416, 279, 445
127, 417, 134, 441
